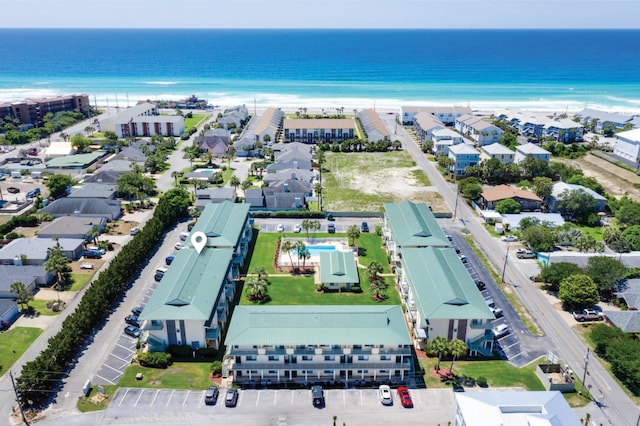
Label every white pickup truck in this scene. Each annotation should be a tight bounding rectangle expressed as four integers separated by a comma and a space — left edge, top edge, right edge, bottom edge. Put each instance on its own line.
572, 309, 604, 322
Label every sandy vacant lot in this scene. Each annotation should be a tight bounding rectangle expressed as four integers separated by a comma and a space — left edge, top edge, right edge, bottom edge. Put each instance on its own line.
570, 154, 640, 201
323, 151, 450, 213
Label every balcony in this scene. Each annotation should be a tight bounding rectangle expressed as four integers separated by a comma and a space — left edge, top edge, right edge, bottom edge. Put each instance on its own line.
231, 360, 411, 371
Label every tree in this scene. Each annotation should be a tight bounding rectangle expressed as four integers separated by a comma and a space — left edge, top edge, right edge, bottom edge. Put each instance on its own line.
448, 339, 468, 374
366, 261, 387, 299
171, 170, 181, 187
225, 145, 236, 167
457, 177, 483, 201
70, 134, 91, 153
556, 189, 597, 224
617, 201, 640, 226
584, 256, 626, 296
251, 266, 268, 281
521, 225, 556, 252
46, 174, 75, 199
229, 175, 241, 193
590, 323, 625, 357
532, 176, 553, 205
346, 225, 360, 247
314, 182, 323, 211
245, 276, 268, 301
538, 262, 582, 291
426, 336, 449, 371
558, 274, 599, 310
622, 225, 640, 251
280, 240, 295, 269
10, 281, 33, 310
494, 198, 521, 214
44, 239, 72, 285
301, 219, 312, 238
293, 240, 306, 269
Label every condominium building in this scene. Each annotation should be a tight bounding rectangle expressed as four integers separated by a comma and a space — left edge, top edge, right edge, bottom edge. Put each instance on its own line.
0, 94, 90, 127
99, 103, 184, 138
283, 118, 355, 143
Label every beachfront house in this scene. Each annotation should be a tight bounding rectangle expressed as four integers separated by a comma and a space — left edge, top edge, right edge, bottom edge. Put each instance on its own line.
514, 143, 550, 163
480, 143, 515, 163
318, 251, 359, 291
543, 118, 584, 143
614, 129, 640, 162
447, 144, 480, 176
223, 305, 413, 386
401, 106, 472, 126
455, 115, 503, 146
283, 118, 355, 143
431, 128, 464, 155
413, 112, 445, 146
357, 109, 390, 141
576, 108, 636, 134
496, 110, 547, 139
99, 103, 184, 139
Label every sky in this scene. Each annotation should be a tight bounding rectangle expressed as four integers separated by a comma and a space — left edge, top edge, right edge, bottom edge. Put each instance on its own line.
0, 0, 639, 29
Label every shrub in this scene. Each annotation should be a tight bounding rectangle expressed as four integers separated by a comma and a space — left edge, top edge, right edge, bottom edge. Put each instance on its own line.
138, 351, 172, 368
167, 345, 194, 359
477, 376, 488, 387
210, 361, 222, 376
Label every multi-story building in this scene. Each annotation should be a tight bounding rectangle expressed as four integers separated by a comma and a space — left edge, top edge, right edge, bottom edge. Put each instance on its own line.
543, 118, 584, 143
252, 107, 284, 142
401, 106, 472, 126
224, 305, 413, 385
448, 144, 480, 176
357, 109, 390, 141
0, 94, 90, 127
514, 143, 550, 164
455, 115, 503, 146
413, 112, 445, 145
283, 118, 355, 143
431, 128, 464, 155
99, 103, 184, 138
480, 143, 515, 163
139, 201, 253, 351
613, 128, 640, 162
383, 201, 494, 356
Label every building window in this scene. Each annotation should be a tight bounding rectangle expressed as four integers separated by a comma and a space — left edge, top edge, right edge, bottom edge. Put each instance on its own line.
324, 370, 334, 374
358, 355, 369, 361
268, 355, 279, 361
380, 355, 391, 361
324, 355, 335, 361
268, 370, 277, 375
246, 355, 257, 361
302, 355, 313, 361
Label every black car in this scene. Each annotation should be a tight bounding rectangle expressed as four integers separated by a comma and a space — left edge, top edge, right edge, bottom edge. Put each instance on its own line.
474, 280, 486, 291
327, 223, 335, 233
83, 250, 102, 259
312, 385, 324, 408
124, 325, 141, 338
131, 306, 144, 316
225, 388, 239, 407
125, 315, 140, 327
204, 386, 219, 405
360, 222, 369, 233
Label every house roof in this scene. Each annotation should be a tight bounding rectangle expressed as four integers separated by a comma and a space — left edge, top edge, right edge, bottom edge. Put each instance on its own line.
357, 109, 390, 139
68, 183, 117, 199
195, 187, 236, 201
111, 146, 148, 163
283, 118, 355, 130
189, 201, 250, 248
551, 182, 606, 202
45, 151, 106, 168
319, 251, 359, 284
402, 247, 494, 320
38, 216, 104, 238
544, 118, 583, 130
254, 107, 284, 135
263, 179, 311, 194
38, 198, 121, 219
96, 159, 136, 172
454, 391, 580, 426
501, 213, 565, 230
432, 128, 460, 138
263, 168, 314, 184
413, 112, 444, 130
139, 247, 233, 322
481, 185, 542, 202
482, 143, 514, 155
516, 143, 550, 155
224, 305, 411, 346
604, 310, 640, 333
0, 238, 84, 261
577, 108, 633, 124
264, 192, 306, 209
0, 265, 47, 293
403, 106, 472, 117
83, 169, 126, 184
266, 159, 312, 172
384, 200, 449, 248
448, 144, 479, 155
617, 128, 640, 142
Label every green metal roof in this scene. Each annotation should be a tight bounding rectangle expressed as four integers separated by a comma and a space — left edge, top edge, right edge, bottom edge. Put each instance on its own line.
225, 305, 411, 346
189, 200, 250, 248
401, 247, 494, 320
45, 150, 106, 168
384, 200, 449, 247
139, 247, 233, 321
318, 251, 359, 284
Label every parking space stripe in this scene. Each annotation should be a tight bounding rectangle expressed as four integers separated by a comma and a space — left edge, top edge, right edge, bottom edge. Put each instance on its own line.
291, 390, 295, 405
360, 390, 363, 406
166, 390, 175, 407
256, 390, 261, 406
102, 363, 123, 374
109, 352, 132, 362
134, 389, 144, 407
151, 390, 160, 407
118, 389, 130, 407
273, 390, 278, 406
95, 374, 116, 385
182, 391, 189, 406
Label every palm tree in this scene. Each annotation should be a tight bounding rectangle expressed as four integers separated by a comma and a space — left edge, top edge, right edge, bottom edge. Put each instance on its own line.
205, 151, 214, 166
366, 261, 386, 299
294, 240, 306, 269
225, 146, 236, 167
245, 276, 268, 301
10, 281, 33, 311
427, 336, 449, 371
314, 182, 323, 211
346, 225, 360, 247
280, 240, 295, 269
251, 266, 268, 281
84, 125, 95, 136
301, 219, 312, 238
448, 339, 468, 374
312, 220, 321, 238
171, 171, 181, 187
229, 175, 241, 194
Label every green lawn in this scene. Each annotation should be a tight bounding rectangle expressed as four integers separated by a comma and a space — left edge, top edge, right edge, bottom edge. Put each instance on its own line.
69, 273, 93, 291
240, 272, 400, 306
409, 169, 431, 186
184, 114, 206, 131
78, 385, 118, 413
30, 299, 64, 316
0, 327, 42, 374
119, 362, 213, 389
355, 233, 390, 273
247, 232, 280, 275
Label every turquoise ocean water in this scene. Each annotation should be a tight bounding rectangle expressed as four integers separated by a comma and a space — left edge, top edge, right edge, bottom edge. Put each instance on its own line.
0, 29, 639, 111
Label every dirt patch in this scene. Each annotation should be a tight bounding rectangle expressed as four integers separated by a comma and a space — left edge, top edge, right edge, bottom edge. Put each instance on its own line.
565, 154, 640, 201
106, 220, 139, 236
11, 226, 39, 238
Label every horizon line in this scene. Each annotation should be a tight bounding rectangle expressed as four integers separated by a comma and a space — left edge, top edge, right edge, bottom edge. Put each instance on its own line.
1, 27, 640, 31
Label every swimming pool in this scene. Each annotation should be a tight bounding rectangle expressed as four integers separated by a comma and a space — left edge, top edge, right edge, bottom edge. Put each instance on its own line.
299, 245, 336, 256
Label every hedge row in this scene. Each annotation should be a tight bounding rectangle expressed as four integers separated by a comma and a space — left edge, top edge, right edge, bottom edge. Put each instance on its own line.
0, 214, 39, 237
251, 210, 326, 219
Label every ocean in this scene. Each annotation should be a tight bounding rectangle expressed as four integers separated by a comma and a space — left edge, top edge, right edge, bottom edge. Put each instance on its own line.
1, 29, 639, 112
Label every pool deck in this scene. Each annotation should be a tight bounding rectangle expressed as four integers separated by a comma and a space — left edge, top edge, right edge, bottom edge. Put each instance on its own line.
278, 237, 350, 267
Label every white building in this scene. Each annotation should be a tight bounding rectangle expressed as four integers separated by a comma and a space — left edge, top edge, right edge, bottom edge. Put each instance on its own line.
455, 115, 503, 146
99, 103, 185, 139
480, 143, 515, 163
448, 143, 480, 176
431, 128, 464, 155
514, 143, 550, 163
614, 128, 640, 162
401, 105, 472, 126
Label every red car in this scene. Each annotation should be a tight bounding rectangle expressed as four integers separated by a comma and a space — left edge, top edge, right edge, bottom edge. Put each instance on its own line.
397, 386, 413, 408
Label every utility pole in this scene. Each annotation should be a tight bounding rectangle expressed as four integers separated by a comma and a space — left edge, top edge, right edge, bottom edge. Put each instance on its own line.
501, 243, 510, 283
9, 371, 29, 425
580, 348, 590, 396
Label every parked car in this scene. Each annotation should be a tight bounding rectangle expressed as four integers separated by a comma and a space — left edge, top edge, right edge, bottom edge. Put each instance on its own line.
125, 315, 140, 327
79, 262, 94, 270
204, 386, 219, 405
179, 231, 189, 241
83, 250, 102, 259
474, 280, 486, 290
7, 187, 19, 194
397, 386, 413, 408
572, 309, 604, 322
131, 306, 144, 316
124, 325, 141, 338
378, 385, 393, 405
174, 242, 183, 251
326, 213, 335, 221
276, 224, 285, 232
445, 234, 453, 241
458, 254, 468, 263
87, 245, 106, 255
491, 306, 504, 318
501, 235, 518, 242
225, 388, 239, 407
293, 223, 302, 233
327, 223, 335, 233
516, 249, 536, 259
130, 226, 140, 236
361, 222, 369, 233
492, 324, 510, 339
165, 255, 175, 266
311, 385, 324, 407
26, 187, 41, 198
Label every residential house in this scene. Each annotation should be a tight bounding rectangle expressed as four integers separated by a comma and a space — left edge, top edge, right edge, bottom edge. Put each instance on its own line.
38, 198, 122, 221
244, 188, 265, 208
274, 144, 313, 163
606, 279, 640, 333
37, 216, 106, 240
478, 185, 542, 211
83, 168, 126, 185
514, 143, 550, 164
253, 107, 284, 143
454, 391, 580, 426
194, 187, 237, 210
224, 305, 413, 385
543, 118, 584, 143
0, 299, 19, 326
447, 144, 480, 176
501, 213, 565, 231
99, 103, 184, 139
45, 151, 106, 170
0, 238, 85, 265
357, 109, 390, 141
263, 168, 315, 186
614, 128, 640, 162
549, 182, 607, 213
496, 110, 547, 138
431, 128, 464, 155
234, 137, 259, 157
68, 183, 117, 199
217, 105, 249, 129
318, 251, 359, 291
266, 159, 312, 173
401, 106, 472, 126
576, 108, 636, 133
455, 115, 503, 145
480, 143, 515, 163
0, 265, 52, 298
413, 112, 445, 145
283, 118, 355, 143
194, 131, 230, 157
